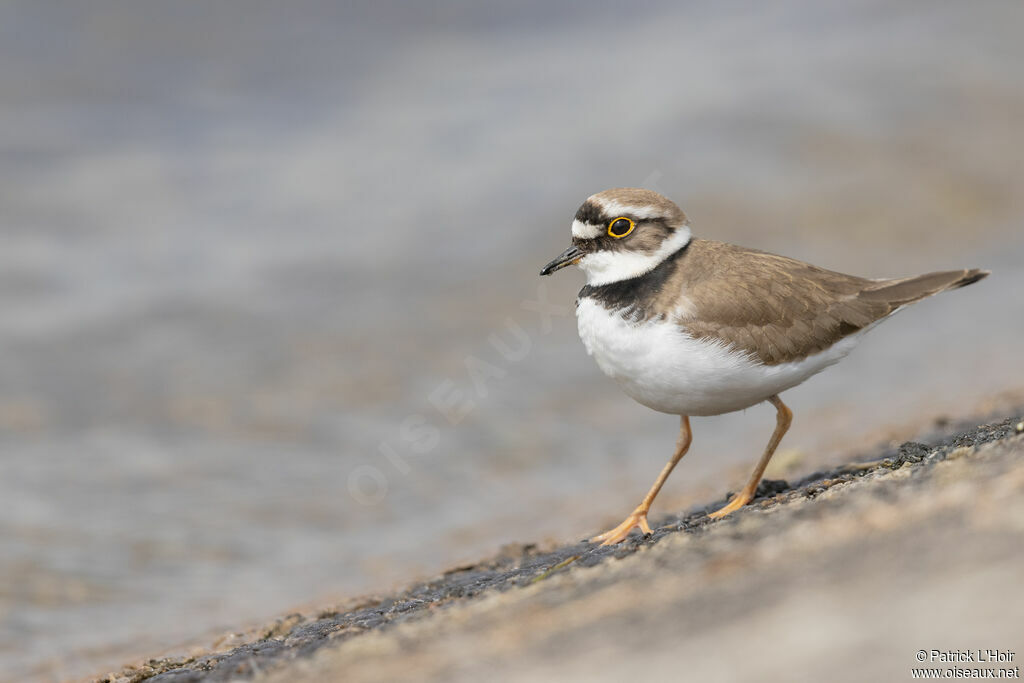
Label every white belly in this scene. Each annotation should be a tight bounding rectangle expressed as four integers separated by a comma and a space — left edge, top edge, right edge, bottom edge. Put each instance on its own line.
575, 298, 860, 416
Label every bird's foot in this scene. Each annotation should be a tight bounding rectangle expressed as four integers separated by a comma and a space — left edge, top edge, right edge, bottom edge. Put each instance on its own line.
708, 491, 752, 519
590, 507, 653, 546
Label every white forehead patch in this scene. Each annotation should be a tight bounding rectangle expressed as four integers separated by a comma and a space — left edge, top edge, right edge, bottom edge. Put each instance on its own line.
571, 219, 603, 240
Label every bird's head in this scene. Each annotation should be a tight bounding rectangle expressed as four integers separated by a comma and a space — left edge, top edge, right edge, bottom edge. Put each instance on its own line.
539, 188, 691, 286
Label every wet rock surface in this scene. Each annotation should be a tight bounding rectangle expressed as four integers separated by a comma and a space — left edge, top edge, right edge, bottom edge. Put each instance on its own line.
99, 413, 1024, 683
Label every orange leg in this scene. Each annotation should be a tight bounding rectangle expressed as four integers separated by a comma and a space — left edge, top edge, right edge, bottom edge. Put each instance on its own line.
591, 416, 692, 545
709, 395, 792, 519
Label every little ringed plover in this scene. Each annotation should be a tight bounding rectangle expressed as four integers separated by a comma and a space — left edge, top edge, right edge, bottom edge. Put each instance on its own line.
540, 187, 988, 545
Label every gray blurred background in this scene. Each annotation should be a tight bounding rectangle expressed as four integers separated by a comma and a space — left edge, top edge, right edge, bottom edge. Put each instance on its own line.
1, 1, 1022, 680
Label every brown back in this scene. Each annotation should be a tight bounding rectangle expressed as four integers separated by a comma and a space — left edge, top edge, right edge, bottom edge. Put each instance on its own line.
673, 240, 987, 365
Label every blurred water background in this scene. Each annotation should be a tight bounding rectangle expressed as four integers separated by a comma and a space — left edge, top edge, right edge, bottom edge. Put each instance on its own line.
1, 1, 1022, 679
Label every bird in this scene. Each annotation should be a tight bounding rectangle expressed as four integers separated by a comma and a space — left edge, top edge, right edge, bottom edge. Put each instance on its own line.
539, 187, 988, 546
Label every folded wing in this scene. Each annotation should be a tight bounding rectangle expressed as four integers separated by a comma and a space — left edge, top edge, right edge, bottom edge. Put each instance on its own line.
680, 240, 987, 366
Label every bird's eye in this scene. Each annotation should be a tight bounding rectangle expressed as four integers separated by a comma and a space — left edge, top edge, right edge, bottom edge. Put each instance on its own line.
607, 217, 635, 239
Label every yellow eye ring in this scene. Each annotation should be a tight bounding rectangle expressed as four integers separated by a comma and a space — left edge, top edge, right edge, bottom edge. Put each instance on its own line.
607, 217, 635, 239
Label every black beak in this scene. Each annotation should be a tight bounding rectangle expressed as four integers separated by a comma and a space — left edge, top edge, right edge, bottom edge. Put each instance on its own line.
539, 245, 584, 276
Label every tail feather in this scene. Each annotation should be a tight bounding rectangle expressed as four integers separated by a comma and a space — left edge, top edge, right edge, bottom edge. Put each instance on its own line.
859, 268, 989, 308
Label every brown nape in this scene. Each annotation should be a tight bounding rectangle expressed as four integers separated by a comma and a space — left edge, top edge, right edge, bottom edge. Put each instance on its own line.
671, 241, 988, 366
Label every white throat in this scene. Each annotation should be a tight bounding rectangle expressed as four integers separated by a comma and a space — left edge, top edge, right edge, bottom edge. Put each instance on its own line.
578, 227, 692, 286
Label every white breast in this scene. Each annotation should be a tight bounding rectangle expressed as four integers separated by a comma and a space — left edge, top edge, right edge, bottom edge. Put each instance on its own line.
575, 298, 861, 416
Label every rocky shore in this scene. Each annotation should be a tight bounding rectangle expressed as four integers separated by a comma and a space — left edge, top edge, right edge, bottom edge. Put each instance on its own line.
100, 412, 1024, 683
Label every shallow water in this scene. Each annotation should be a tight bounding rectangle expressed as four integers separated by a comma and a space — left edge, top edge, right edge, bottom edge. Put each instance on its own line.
1, 1, 1023, 680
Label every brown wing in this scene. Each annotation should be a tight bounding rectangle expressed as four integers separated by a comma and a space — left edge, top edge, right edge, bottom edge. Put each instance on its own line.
677, 240, 986, 365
